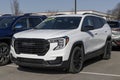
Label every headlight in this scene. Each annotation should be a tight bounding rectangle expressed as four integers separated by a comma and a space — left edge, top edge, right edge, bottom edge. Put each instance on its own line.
48, 36, 69, 50
11, 37, 15, 47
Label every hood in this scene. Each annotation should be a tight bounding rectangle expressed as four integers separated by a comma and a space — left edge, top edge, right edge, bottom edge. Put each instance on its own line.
14, 29, 74, 39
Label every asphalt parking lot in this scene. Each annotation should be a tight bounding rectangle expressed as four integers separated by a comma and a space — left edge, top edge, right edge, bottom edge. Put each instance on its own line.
0, 47, 120, 80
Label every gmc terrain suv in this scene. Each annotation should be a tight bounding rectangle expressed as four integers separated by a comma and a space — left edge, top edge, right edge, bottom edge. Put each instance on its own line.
11, 14, 112, 73
0, 14, 47, 65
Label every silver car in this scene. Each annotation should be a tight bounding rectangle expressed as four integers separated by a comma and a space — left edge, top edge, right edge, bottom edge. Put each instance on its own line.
107, 21, 120, 46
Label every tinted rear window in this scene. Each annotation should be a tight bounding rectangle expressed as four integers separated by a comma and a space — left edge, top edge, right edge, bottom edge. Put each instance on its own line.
107, 21, 120, 28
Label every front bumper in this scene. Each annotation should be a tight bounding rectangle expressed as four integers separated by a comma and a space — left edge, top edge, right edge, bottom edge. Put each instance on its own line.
112, 37, 120, 46
112, 40, 120, 46
11, 55, 69, 68
112, 34, 120, 46
10, 44, 71, 68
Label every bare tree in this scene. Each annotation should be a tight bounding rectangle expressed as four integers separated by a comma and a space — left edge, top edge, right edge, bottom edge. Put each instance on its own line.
107, 2, 120, 20
10, 0, 22, 15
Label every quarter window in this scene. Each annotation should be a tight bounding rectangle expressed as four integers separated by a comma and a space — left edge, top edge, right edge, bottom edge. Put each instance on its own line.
29, 18, 42, 28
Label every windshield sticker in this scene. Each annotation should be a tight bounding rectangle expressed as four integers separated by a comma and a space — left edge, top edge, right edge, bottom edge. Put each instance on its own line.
44, 17, 55, 22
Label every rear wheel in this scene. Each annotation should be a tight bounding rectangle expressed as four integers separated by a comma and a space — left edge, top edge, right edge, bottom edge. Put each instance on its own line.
0, 43, 10, 66
69, 46, 84, 73
103, 41, 112, 60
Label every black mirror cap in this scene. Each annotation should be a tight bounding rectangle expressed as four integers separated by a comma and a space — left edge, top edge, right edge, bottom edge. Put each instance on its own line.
82, 25, 94, 31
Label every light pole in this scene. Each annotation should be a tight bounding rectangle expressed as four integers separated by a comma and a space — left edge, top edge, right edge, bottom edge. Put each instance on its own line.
75, 0, 77, 14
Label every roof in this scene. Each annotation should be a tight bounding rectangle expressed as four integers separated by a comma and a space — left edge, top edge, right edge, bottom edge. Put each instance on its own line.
50, 13, 104, 19
34, 10, 108, 16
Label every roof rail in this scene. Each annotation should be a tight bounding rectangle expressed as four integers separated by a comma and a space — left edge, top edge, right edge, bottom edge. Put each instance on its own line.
23, 13, 33, 16
83, 13, 104, 17
23, 13, 47, 17
54, 14, 66, 16
2, 14, 12, 16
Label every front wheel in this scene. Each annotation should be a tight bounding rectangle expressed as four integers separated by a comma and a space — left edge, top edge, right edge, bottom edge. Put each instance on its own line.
69, 46, 84, 73
0, 43, 10, 66
102, 41, 112, 60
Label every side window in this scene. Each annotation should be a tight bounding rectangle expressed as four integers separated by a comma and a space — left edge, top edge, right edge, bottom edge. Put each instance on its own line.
93, 17, 105, 29
0, 17, 15, 29
81, 16, 94, 30
29, 17, 42, 28
14, 18, 28, 29
100, 18, 106, 26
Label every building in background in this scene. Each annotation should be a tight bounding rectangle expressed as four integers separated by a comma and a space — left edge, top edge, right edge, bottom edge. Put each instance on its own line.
34, 10, 114, 20
0, 10, 114, 20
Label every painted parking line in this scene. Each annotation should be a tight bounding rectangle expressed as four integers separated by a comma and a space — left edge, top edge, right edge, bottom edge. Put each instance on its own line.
81, 72, 120, 77
6, 64, 120, 77
6, 64, 18, 68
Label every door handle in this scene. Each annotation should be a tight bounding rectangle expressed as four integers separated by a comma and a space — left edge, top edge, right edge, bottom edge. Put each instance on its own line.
95, 33, 98, 35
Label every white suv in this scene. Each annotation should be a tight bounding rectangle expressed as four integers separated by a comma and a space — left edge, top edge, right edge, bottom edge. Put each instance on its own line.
11, 14, 112, 73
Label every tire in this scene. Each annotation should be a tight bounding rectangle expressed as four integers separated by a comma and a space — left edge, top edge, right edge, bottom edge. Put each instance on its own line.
0, 43, 10, 66
103, 41, 112, 60
69, 46, 84, 73
18, 65, 27, 68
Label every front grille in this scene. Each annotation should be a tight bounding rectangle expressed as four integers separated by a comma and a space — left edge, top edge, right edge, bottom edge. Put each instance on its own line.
17, 57, 45, 64
14, 38, 50, 56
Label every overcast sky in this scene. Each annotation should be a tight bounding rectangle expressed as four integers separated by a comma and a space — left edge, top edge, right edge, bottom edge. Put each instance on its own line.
0, 0, 120, 14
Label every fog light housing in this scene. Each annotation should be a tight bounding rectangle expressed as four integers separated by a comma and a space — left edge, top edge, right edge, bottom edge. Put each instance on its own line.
47, 57, 62, 65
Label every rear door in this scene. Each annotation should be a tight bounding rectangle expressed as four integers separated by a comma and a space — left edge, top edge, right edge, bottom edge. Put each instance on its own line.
81, 16, 96, 53
92, 16, 107, 49
82, 16, 106, 53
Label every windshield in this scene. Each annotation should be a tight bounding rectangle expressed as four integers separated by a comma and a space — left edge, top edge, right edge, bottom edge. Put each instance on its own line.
0, 17, 4, 21
0, 17, 16, 29
35, 17, 81, 29
107, 21, 120, 28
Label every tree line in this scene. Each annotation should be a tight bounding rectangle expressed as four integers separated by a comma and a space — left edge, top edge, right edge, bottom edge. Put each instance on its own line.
107, 2, 120, 20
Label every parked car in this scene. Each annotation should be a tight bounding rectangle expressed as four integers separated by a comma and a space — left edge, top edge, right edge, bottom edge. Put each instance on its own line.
0, 14, 47, 66
107, 21, 120, 46
11, 14, 112, 73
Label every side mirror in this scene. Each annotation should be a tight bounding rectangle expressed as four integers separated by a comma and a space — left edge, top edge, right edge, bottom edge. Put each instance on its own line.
14, 24, 23, 29
82, 25, 94, 31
